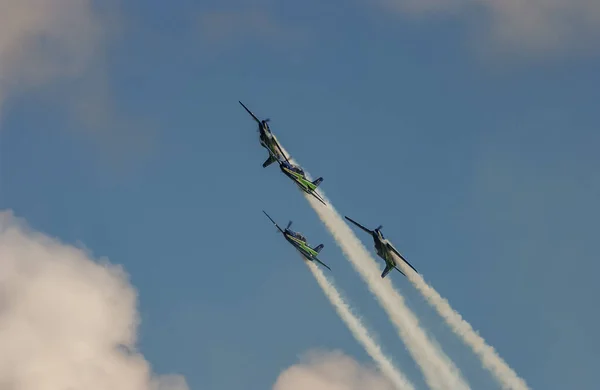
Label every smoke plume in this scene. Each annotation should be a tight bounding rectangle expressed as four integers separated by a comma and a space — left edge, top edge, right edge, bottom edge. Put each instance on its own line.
307, 261, 414, 389
394, 254, 529, 390
275, 142, 469, 390
304, 195, 470, 390
0, 0, 104, 112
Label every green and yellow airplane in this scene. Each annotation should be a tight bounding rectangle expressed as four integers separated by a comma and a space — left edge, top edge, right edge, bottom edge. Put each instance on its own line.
263, 210, 331, 270
277, 157, 327, 205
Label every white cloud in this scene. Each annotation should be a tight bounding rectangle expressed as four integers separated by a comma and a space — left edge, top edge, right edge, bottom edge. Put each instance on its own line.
273, 350, 396, 390
381, 0, 600, 55
0, 209, 188, 390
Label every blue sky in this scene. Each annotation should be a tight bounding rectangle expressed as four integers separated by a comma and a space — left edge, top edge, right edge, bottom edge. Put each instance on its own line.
1, 1, 599, 389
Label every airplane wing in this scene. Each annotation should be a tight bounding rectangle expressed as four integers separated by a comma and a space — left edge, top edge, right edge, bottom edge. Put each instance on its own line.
344, 216, 374, 234
313, 256, 332, 271
263, 210, 285, 234
388, 245, 418, 274
394, 266, 406, 277
309, 190, 327, 206
239, 101, 261, 124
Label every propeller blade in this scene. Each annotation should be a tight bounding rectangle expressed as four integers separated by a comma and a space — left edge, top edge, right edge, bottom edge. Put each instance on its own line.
376, 225, 383, 231
286, 221, 292, 230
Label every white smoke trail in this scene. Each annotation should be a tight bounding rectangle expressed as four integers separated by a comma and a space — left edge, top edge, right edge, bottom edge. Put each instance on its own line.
393, 255, 530, 390
306, 261, 415, 390
304, 196, 470, 390
277, 145, 469, 389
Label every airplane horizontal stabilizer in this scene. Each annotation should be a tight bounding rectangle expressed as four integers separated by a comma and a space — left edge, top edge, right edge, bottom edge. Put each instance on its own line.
263, 155, 277, 168
381, 264, 394, 278
314, 257, 331, 271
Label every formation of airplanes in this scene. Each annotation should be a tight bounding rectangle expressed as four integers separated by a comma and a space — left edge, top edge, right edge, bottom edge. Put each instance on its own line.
239, 101, 327, 205
240, 101, 418, 279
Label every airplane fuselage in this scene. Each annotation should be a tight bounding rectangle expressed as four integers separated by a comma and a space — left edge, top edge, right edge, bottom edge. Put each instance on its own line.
280, 165, 311, 192
260, 129, 285, 159
344, 215, 417, 277
279, 164, 326, 205
258, 126, 271, 147
263, 210, 331, 271
372, 232, 396, 267
284, 232, 316, 260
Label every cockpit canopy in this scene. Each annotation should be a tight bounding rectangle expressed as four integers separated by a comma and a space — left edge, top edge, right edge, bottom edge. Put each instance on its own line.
286, 164, 304, 175
292, 232, 306, 242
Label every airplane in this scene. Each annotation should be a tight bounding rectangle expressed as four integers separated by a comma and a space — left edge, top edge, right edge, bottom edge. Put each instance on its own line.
263, 210, 331, 271
275, 149, 326, 205
239, 101, 287, 168
344, 216, 418, 278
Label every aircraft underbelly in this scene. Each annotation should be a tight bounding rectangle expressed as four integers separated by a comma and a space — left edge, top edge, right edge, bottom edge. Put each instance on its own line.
387, 251, 396, 266
297, 247, 312, 260
375, 241, 385, 257
285, 172, 308, 191
376, 245, 394, 265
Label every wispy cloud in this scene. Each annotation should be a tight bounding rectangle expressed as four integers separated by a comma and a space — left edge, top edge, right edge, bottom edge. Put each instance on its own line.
0, 0, 155, 166
0, 0, 103, 100
380, 0, 600, 57
0, 209, 188, 390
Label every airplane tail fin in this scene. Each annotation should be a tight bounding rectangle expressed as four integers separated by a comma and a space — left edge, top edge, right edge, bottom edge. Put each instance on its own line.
313, 244, 324, 253
312, 177, 323, 187
262, 155, 277, 168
